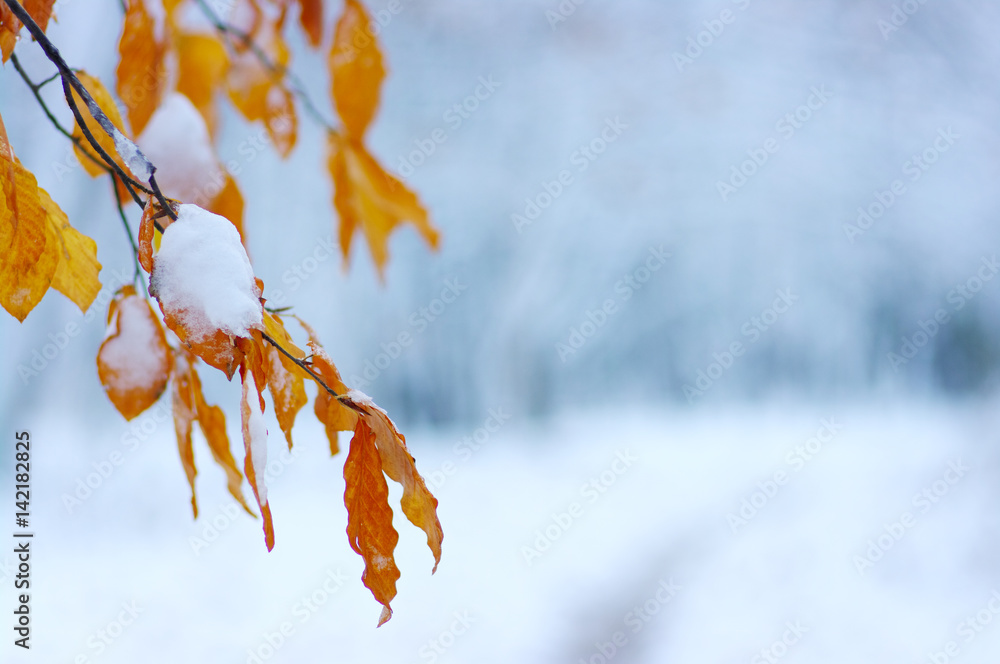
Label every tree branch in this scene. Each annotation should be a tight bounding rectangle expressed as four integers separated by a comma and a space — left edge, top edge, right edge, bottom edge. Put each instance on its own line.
260, 331, 366, 413
2, 0, 175, 215
110, 174, 143, 284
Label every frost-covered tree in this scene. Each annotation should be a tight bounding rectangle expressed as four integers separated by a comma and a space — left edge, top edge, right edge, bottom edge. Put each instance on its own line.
0, 0, 440, 625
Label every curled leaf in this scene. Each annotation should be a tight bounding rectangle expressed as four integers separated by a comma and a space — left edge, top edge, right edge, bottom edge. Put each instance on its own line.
242, 364, 274, 550
344, 415, 400, 626
173, 350, 255, 518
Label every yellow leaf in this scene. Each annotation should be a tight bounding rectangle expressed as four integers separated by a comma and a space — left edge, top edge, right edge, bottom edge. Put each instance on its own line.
361, 404, 443, 572
39, 188, 102, 313
329, 0, 385, 139
328, 133, 439, 279
262, 315, 307, 449
70, 72, 135, 181
117, 0, 169, 135
0, 116, 60, 322
175, 32, 229, 134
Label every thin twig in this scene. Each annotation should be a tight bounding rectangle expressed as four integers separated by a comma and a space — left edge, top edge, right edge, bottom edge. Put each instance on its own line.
4, 0, 154, 203
59, 75, 146, 207
10, 53, 130, 181
11, 50, 151, 270
260, 331, 366, 413
10, 53, 74, 140
149, 173, 177, 221
110, 176, 142, 284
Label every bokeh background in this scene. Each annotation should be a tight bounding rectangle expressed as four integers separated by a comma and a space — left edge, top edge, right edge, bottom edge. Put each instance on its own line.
4, 0, 1000, 661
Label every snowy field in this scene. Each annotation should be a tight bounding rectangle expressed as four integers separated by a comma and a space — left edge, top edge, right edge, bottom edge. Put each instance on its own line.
4, 397, 1000, 664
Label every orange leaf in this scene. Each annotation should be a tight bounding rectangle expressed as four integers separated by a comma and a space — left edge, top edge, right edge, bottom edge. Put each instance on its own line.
262, 315, 307, 449
0, 0, 55, 63
175, 31, 229, 135
96, 285, 173, 421
70, 72, 136, 181
226, 17, 297, 158
329, 0, 384, 139
41, 188, 102, 313
23, 0, 54, 33
206, 172, 245, 243
297, 0, 322, 47
173, 349, 255, 517
241, 365, 274, 550
299, 317, 357, 455
344, 415, 400, 626
236, 329, 268, 411
0, 129, 60, 322
0, 7, 17, 63
137, 197, 157, 273
328, 133, 439, 278
148, 204, 262, 379
117, 0, 169, 135
359, 403, 443, 572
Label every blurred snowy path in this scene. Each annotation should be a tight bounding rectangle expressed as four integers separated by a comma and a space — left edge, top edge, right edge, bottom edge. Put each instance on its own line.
6, 398, 1000, 663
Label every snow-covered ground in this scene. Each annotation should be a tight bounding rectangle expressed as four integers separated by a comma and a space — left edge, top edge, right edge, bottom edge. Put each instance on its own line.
5, 397, 1000, 663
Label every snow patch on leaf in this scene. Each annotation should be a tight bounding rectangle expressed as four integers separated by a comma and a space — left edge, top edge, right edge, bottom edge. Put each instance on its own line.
138, 93, 221, 202
150, 203, 262, 344
346, 388, 376, 409
245, 381, 269, 506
